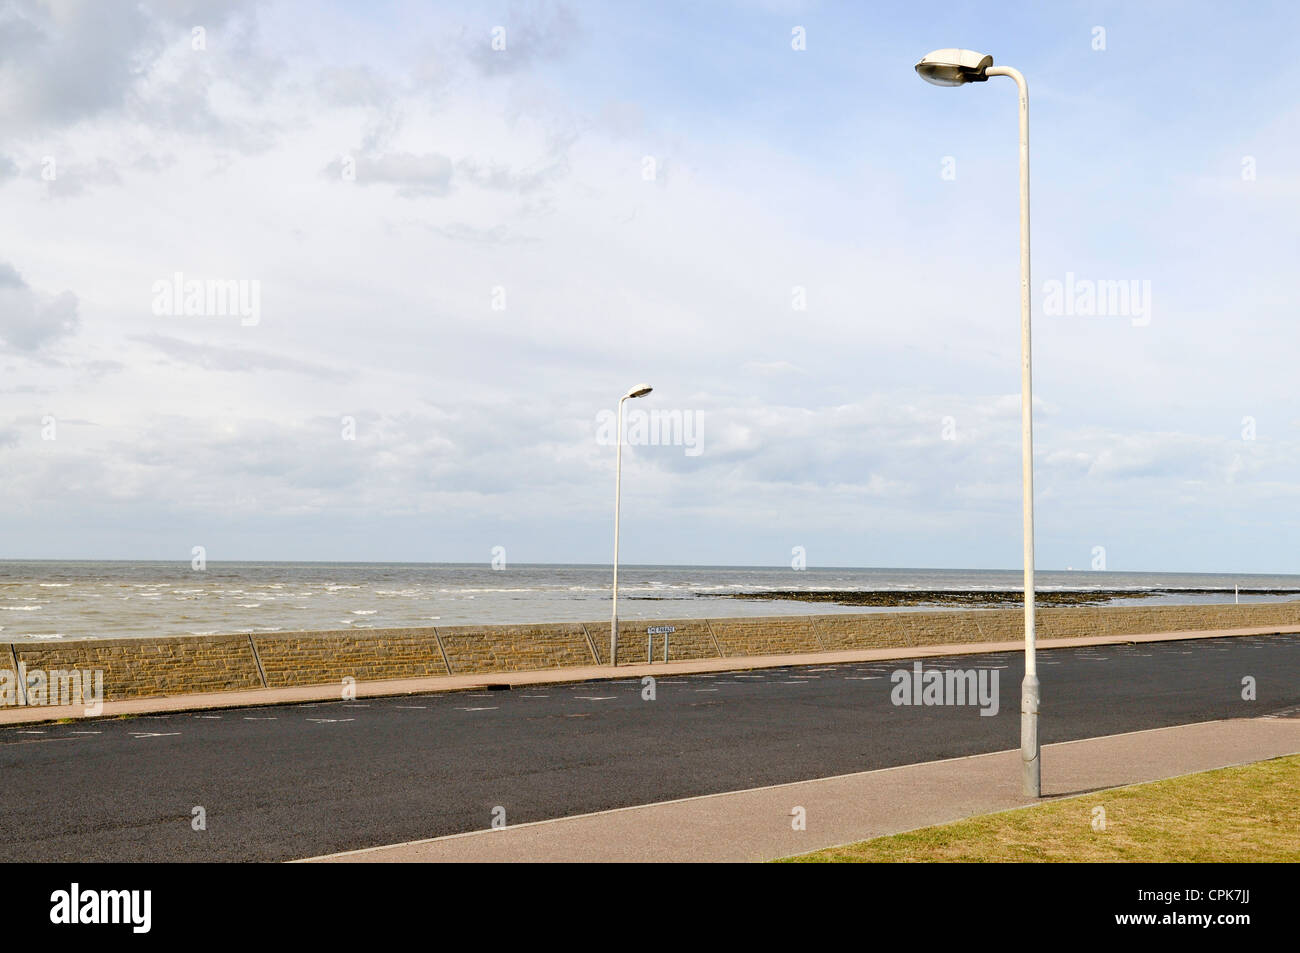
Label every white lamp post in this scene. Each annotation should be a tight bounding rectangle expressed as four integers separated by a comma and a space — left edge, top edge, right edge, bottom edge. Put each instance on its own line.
611, 383, 653, 666
916, 48, 1040, 797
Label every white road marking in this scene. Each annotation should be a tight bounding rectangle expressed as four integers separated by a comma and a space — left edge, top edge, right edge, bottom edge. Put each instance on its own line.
130, 732, 181, 739
70, 731, 101, 735
695, 688, 719, 693
306, 718, 356, 723
15, 730, 45, 734
244, 717, 277, 721
456, 706, 498, 712
394, 706, 427, 709
574, 696, 615, 702
521, 695, 550, 698
845, 676, 882, 681
193, 715, 222, 720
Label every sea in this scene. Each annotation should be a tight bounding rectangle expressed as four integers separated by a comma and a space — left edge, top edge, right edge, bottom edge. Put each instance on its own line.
2, 561, 1299, 643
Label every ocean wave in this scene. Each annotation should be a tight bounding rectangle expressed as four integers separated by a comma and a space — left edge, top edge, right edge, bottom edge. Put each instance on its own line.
3, 564, 1296, 640
437, 587, 535, 594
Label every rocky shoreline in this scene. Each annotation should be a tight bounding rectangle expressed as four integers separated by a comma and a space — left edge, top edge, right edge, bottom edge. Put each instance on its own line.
717, 588, 1300, 608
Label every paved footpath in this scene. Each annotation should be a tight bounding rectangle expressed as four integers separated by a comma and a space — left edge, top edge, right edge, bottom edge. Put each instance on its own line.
4, 624, 1297, 726
302, 716, 1300, 863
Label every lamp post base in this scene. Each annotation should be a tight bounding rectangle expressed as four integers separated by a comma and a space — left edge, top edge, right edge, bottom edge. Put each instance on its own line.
1021, 673, 1040, 797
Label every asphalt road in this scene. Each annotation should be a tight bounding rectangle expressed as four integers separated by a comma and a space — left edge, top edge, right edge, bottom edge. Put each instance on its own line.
2, 633, 1297, 862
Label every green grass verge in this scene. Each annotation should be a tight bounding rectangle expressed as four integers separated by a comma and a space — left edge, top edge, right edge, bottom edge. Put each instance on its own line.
783, 753, 1300, 862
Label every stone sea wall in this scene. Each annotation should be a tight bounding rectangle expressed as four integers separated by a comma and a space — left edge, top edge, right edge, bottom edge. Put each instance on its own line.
4, 602, 1298, 704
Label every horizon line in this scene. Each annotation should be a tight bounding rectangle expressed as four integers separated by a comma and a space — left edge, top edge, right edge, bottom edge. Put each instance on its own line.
0, 558, 1298, 578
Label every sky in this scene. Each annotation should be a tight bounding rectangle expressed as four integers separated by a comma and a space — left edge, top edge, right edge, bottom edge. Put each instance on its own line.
1, 0, 1298, 572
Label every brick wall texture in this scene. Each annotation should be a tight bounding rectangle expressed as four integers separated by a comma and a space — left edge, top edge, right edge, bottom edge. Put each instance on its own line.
252, 629, 449, 688
11, 635, 262, 702
708, 616, 823, 657
591, 619, 720, 665
436, 623, 596, 674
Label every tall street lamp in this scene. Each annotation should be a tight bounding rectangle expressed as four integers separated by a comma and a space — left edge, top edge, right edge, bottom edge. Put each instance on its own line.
915, 48, 1040, 797
611, 383, 653, 666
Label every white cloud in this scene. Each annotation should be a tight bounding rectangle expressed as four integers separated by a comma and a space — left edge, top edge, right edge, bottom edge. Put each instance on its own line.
0, 262, 79, 351
0, 2, 1297, 571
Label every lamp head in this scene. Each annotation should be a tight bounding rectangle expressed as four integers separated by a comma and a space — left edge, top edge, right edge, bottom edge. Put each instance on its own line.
623, 384, 653, 399
915, 48, 993, 86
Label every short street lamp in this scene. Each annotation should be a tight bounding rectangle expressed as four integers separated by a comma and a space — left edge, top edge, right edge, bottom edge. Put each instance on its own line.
915, 48, 1041, 797
610, 384, 652, 666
